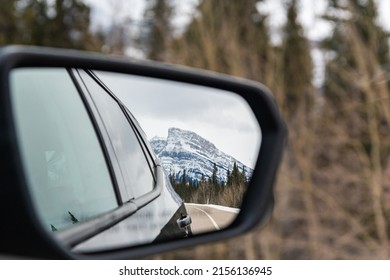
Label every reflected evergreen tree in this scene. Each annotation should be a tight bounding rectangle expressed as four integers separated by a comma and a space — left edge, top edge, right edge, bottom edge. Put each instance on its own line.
231, 162, 240, 187
226, 169, 231, 186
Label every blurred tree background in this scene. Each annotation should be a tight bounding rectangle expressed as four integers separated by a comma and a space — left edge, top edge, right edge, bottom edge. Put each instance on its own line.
2, 0, 390, 259
146, 0, 390, 260
0, 0, 104, 50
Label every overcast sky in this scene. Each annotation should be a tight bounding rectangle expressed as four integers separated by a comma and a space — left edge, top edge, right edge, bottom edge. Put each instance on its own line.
97, 71, 261, 168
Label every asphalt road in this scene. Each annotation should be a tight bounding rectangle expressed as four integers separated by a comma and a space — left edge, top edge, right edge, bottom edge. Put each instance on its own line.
185, 203, 239, 235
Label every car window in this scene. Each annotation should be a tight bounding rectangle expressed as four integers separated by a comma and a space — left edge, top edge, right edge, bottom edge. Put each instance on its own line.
124, 107, 157, 173
10, 68, 118, 232
78, 71, 155, 200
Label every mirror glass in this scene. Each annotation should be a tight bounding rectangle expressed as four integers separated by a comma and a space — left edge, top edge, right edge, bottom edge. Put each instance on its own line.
10, 67, 261, 253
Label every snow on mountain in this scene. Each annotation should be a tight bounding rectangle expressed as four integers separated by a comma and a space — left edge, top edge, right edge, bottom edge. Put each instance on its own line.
149, 136, 167, 155
150, 127, 253, 183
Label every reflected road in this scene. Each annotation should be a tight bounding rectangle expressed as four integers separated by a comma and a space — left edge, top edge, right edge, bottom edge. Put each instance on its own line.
185, 203, 239, 234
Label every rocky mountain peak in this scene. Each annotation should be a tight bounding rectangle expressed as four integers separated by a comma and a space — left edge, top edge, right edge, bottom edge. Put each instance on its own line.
150, 127, 253, 183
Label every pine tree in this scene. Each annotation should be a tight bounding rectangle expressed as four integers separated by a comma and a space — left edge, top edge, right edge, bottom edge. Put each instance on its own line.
231, 162, 240, 187
226, 169, 231, 186
197, 174, 207, 204
315, 0, 390, 257
322, 0, 390, 106
212, 162, 218, 187
0, 1, 19, 45
282, 0, 314, 117
172, 0, 271, 82
2, 0, 102, 51
241, 166, 247, 184
181, 169, 187, 187
143, 0, 173, 61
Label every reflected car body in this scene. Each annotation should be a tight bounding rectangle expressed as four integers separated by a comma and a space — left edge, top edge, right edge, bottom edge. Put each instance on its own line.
11, 67, 192, 253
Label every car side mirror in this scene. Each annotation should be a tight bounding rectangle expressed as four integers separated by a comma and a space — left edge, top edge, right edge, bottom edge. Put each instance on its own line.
0, 46, 286, 259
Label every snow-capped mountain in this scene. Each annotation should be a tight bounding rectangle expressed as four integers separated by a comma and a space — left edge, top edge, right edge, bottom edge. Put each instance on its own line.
150, 127, 253, 183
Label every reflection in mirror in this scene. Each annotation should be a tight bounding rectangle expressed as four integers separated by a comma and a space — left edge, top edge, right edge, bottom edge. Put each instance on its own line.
10, 67, 261, 254
97, 71, 261, 235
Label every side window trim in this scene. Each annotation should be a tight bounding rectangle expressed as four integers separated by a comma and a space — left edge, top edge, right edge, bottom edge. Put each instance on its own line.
77, 69, 158, 200
124, 107, 158, 173
122, 106, 157, 179
84, 70, 157, 181
69, 69, 127, 204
